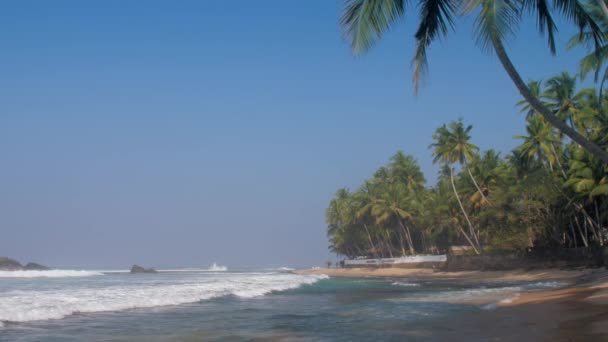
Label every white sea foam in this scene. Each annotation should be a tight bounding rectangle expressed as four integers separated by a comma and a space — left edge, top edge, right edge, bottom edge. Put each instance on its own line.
0, 273, 326, 324
0, 270, 104, 278
392, 281, 421, 287
391, 281, 566, 304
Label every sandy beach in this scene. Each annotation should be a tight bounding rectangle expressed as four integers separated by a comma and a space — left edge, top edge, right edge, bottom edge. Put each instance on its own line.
295, 267, 594, 283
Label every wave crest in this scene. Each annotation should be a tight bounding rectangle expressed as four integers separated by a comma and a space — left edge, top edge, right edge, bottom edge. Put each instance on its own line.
0, 270, 103, 278
0, 273, 326, 324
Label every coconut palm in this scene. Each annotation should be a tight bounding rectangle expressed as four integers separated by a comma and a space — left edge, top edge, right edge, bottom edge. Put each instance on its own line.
568, 3, 608, 94
360, 182, 416, 255
516, 80, 544, 119
388, 151, 426, 193
431, 122, 482, 251
341, 0, 608, 163
515, 116, 559, 170
467, 150, 507, 209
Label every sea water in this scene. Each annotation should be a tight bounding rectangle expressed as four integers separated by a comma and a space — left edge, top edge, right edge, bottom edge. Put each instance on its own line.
0, 268, 565, 341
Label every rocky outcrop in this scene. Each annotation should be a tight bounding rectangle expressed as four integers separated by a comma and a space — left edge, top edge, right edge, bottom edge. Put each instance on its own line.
24, 262, 51, 271
130, 264, 157, 274
0, 257, 23, 271
0, 257, 51, 271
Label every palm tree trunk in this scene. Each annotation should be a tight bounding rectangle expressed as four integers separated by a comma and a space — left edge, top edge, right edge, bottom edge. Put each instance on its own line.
595, 201, 604, 246
384, 231, 394, 258
449, 166, 481, 251
363, 223, 377, 256
574, 216, 589, 247
570, 220, 578, 248
396, 228, 408, 256
456, 224, 480, 255
492, 38, 608, 164
398, 219, 416, 255
465, 162, 491, 206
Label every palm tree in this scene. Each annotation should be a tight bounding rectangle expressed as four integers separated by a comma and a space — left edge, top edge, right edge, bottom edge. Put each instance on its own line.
435, 119, 490, 204
515, 116, 558, 170
340, 0, 608, 163
516, 80, 544, 119
360, 182, 416, 255
543, 72, 593, 134
388, 151, 426, 193
467, 149, 506, 209
431, 122, 482, 252
567, 3, 608, 95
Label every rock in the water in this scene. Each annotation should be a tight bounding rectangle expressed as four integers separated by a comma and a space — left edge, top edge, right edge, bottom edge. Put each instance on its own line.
0, 257, 23, 271
24, 262, 50, 271
130, 264, 157, 274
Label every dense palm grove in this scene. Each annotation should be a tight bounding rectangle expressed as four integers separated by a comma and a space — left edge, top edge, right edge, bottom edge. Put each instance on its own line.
327, 1, 608, 258
326, 71, 608, 257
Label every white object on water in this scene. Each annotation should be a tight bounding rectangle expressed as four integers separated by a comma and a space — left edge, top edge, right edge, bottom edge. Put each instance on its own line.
208, 263, 227, 271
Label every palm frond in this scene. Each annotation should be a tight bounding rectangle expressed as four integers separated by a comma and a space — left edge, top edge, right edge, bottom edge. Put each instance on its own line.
522, 0, 557, 54
412, 0, 458, 92
464, 0, 520, 53
341, 0, 407, 54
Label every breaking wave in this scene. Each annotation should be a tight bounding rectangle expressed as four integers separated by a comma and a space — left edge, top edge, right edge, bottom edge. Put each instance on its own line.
0, 270, 104, 278
0, 273, 326, 324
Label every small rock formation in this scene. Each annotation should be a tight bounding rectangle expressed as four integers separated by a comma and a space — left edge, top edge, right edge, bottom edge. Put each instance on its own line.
0, 257, 51, 271
130, 264, 157, 274
24, 262, 51, 271
0, 257, 23, 271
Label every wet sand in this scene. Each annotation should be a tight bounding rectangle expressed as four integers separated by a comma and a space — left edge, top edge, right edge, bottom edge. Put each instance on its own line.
296, 267, 593, 284
296, 267, 608, 341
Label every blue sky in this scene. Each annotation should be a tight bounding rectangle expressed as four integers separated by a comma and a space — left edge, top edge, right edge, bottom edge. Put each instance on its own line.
0, 1, 591, 268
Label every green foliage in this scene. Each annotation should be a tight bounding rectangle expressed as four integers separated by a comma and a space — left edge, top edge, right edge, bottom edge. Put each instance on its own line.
326, 77, 608, 256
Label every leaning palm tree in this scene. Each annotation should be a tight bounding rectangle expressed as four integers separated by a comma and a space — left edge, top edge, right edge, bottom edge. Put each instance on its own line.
341, 0, 608, 163
431, 123, 482, 251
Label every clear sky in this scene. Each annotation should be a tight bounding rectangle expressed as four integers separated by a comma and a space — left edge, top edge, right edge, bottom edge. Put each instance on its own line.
0, 1, 590, 268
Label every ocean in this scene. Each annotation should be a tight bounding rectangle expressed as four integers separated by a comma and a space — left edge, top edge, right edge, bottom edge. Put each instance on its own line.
0, 267, 566, 341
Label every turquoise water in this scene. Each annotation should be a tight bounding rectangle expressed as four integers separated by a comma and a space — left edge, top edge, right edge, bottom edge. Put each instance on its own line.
0, 269, 565, 341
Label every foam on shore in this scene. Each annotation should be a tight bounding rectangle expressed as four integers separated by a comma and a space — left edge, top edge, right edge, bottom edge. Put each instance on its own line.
0, 270, 104, 278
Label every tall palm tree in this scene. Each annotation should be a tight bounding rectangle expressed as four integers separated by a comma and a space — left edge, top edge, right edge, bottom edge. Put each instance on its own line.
431, 122, 482, 251
341, 0, 608, 163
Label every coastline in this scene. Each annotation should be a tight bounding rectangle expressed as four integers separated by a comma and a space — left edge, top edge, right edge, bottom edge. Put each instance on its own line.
294, 267, 594, 283
296, 267, 608, 340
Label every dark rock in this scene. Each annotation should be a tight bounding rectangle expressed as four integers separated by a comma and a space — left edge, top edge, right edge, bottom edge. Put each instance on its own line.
0, 257, 23, 271
24, 262, 51, 271
130, 264, 157, 274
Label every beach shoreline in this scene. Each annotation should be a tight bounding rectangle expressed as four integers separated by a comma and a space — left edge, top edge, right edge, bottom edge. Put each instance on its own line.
296, 267, 608, 340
